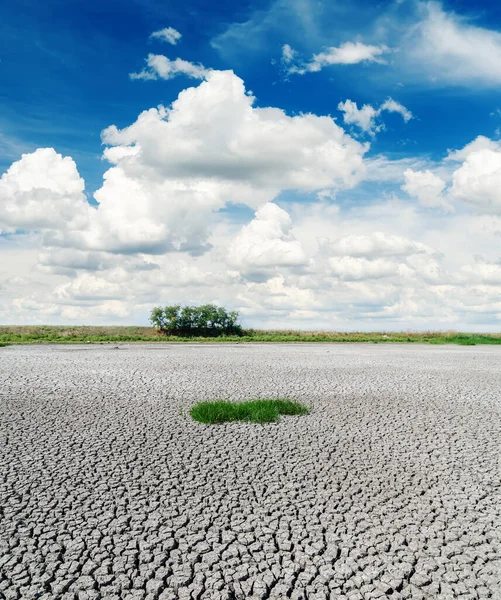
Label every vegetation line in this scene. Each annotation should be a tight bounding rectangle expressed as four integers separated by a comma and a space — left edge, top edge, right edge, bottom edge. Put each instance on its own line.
2, 305, 498, 345
0, 326, 500, 345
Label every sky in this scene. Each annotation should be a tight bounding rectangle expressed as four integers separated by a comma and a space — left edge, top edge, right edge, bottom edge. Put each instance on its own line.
1, 0, 501, 330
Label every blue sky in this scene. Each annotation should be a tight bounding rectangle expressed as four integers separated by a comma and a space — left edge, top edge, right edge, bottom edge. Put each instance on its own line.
1, 0, 501, 329
3, 0, 501, 189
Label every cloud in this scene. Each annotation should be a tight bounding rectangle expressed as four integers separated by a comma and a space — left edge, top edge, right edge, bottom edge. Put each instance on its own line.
1, 70, 367, 259
228, 202, 307, 278
446, 135, 501, 162
402, 168, 452, 211
379, 98, 412, 123
211, 0, 324, 59
214, 0, 501, 90
38, 248, 158, 274
323, 232, 435, 258
54, 271, 128, 301
211, 0, 391, 73
451, 148, 501, 214
95, 70, 367, 255
281, 44, 296, 65
239, 275, 319, 312
460, 262, 501, 285
286, 41, 390, 75
364, 156, 431, 184
398, 135, 501, 215
5, 63, 501, 328
0, 132, 34, 162
0, 148, 89, 231
327, 256, 399, 281
130, 54, 209, 81
309, 42, 389, 69
150, 27, 182, 45
337, 97, 412, 135
3, 194, 501, 328
110, 70, 366, 191
337, 100, 379, 134
406, 2, 501, 87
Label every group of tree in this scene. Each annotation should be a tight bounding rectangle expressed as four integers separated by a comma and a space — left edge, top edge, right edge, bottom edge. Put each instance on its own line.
150, 304, 243, 337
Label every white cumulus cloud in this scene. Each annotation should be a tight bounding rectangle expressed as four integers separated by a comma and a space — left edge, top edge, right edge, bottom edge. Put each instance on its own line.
228, 202, 307, 277
5, 65, 501, 329
239, 275, 319, 312
402, 168, 452, 211
92, 70, 367, 254
451, 148, 501, 213
446, 135, 501, 162
1, 70, 368, 259
109, 70, 367, 192
0, 148, 90, 231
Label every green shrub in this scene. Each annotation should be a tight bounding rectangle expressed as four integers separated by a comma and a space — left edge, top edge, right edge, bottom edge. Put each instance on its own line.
150, 303, 242, 337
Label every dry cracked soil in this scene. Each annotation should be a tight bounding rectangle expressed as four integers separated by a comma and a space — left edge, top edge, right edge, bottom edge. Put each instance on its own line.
0, 343, 500, 600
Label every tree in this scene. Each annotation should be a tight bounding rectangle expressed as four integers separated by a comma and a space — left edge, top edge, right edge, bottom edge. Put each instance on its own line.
149, 303, 242, 337
150, 306, 167, 329
164, 304, 181, 327
150, 305, 180, 330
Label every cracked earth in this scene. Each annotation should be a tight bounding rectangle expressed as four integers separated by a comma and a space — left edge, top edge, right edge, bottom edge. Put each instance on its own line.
0, 343, 500, 600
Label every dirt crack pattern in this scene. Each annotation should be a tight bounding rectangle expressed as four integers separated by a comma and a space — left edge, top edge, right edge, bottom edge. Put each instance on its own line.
0, 343, 500, 600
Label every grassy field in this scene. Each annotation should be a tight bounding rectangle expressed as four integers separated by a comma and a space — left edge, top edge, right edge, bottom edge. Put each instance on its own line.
0, 325, 501, 345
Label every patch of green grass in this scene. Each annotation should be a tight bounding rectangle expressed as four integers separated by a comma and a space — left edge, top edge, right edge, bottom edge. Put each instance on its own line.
0, 343, 9, 347
190, 399, 310, 424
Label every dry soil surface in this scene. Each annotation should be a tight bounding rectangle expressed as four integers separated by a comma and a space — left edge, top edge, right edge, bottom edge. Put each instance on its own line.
0, 343, 500, 600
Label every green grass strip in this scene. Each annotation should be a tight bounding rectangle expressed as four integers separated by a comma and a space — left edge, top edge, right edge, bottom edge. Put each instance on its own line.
190, 399, 310, 424
1, 326, 500, 345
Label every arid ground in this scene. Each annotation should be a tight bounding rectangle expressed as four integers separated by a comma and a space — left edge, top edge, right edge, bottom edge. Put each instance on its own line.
0, 344, 500, 599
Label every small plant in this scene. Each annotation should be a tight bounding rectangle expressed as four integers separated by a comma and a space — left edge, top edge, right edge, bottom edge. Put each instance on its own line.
190, 399, 310, 424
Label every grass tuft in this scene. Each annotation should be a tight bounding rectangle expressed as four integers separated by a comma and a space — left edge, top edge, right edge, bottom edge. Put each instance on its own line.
190, 399, 310, 424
